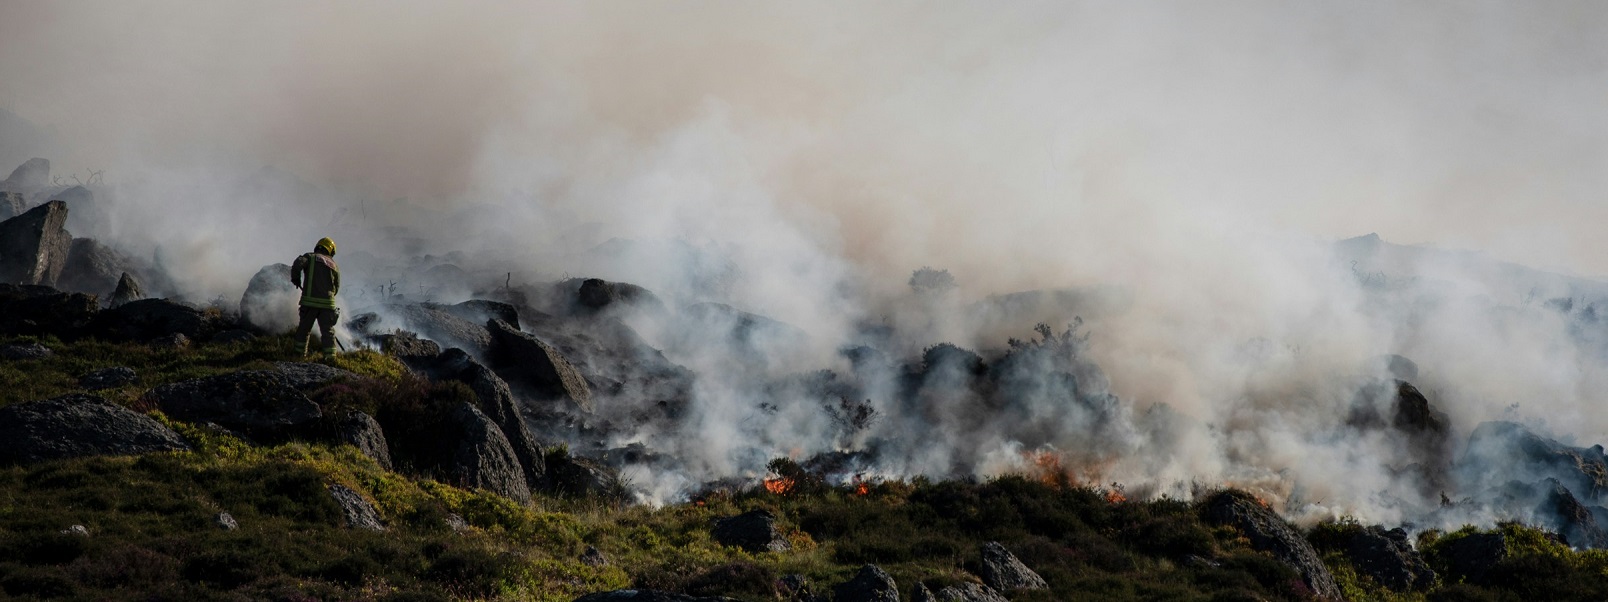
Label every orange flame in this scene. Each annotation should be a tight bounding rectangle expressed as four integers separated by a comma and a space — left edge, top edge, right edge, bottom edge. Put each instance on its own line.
1105, 489, 1127, 504
855, 482, 870, 496
764, 477, 796, 495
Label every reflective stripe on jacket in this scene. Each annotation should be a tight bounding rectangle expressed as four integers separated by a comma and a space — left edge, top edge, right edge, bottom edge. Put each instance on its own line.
290, 252, 340, 309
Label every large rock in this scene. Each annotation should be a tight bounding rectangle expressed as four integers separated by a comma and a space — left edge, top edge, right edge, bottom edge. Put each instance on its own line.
53, 186, 98, 235
486, 318, 592, 413
831, 564, 899, 602
240, 263, 297, 332
576, 278, 664, 313
1200, 491, 1342, 600
328, 483, 385, 531
430, 349, 545, 491
0, 200, 71, 287
573, 591, 736, 602
1, 158, 48, 193
0, 284, 98, 337
108, 272, 144, 308
978, 542, 1047, 591
442, 402, 531, 504
376, 330, 440, 360
446, 299, 520, 330
712, 509, 791, 553
56, 238, 132, 298
543, 451, 620, 498
272, 361, 357, 389
146, 371, 322, 437
89, 298, 218, 342
1338, 526, 1435, 593
335, 411, 391, 470
0, 394, 189, 464
375, 302, 492, 357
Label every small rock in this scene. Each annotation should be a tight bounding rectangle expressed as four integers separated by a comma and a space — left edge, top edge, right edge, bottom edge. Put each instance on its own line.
978, 541, 1047, 591
377, 329, 441, 359
910, 583, 936, 602
779, 574, 815, 601
445, 513, 469, 532
932, 583, 1007, 602
712, 509, 791, 553
328, 483, 385, 531
831, 564, 898, 602
79, 367, 136, 390
215, 512, 238, 530
579, 545, 609, 567
61, 524, 89, 537
1, 343, 52, 360
108, 272, 144, 308
147, 332, 189, 349
335, 411, 391, 470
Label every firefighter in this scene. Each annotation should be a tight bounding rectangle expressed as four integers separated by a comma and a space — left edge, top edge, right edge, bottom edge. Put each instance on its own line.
290, 237, 341, 357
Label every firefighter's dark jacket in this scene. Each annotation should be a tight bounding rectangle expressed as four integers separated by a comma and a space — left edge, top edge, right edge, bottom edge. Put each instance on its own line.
290, 250, 340, 309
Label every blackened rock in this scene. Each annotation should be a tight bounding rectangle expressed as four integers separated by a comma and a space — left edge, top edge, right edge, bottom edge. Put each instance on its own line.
713, 509, 791, 553
239, 263, 297, 332
486, 318, 592, 413
56, 238, 130, 298
91, 298, 217, 342
1539, 479, 1608, 548
1, 343, 51, 360
78, 366, 136, 390
579, 545, 609, 567
442, 402, 531, 504
0, 284, 98, 337
574, 278, 663, 313
273, 361, 356, 389
910, 583, 935, 602
377, 330, 440, 360
543, 451, 619, 498
336, 411, 391, 470
447, 299, 520, 330
0, 200, 71, 286
978, 541, 1047, 591
2, 158, 49, 193
1437, 532, 1506, 585
108, 272, 144, 308
328, 483, 385, 531
932, 583, 1007, 602
831, 564, 898, 602
0, 191, 23, 220
0, 394, 188, 464
779, 574, 814, 602
379, 302, 492, 357
1341, 526, 1435, 592
1200, 491, 1342, 600
147, 371, 321, 438
573, 591, 736, 602
428, 349, 545, 491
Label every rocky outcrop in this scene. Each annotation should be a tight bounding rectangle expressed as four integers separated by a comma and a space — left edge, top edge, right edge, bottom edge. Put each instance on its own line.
0, 200, 71, 287
0, 284, 99, 338
272, 362, 357, 389
56, 238, 131, 298
377, 302, 493, 357
0, 394, 189, 464
576, 278, 664, 313
1337, 526, 1435, 593
89, 298, 218, 342
543, 451, 619, 498
429, 349, 545, 491
108, 272, 144, 308
146, 371, 322, 438
240, 263, 297, 332
54, 186, 98, 235
573, 591, 736, 602
335, 411, 391, 470
78, 367, 136, 391
1200, 491, 1342, 600
376, 330, 441, 360
1460, 421, 1608, 504
442, 402, 531, 504
328, 483, 385, 531
1, 158, 49, 193
1, 343, 52, 360
978, 541, 1047, 591
486, 318, 592, 413
712, 509, 791, 553
446, 299, 520, 330
831, 564, 899, 602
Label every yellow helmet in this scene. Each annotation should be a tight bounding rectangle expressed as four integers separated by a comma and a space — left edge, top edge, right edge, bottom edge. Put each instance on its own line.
315, 237, 336, 256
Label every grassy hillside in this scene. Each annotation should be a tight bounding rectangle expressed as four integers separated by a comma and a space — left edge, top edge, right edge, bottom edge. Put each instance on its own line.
2, 336, 1606, 601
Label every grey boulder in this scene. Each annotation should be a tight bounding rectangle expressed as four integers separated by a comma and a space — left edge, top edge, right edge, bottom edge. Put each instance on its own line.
0, 394, 188, 464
